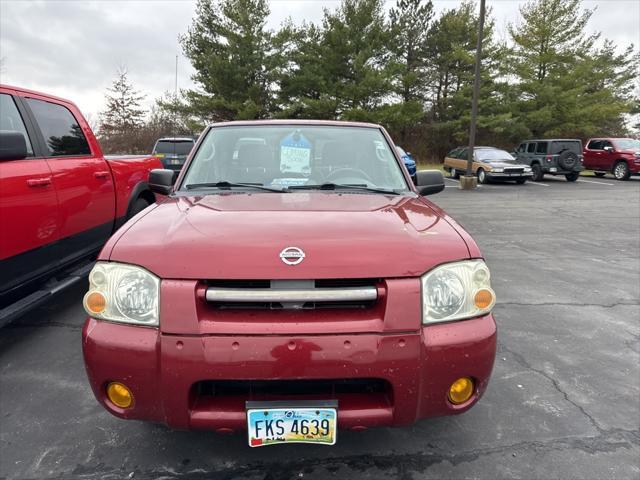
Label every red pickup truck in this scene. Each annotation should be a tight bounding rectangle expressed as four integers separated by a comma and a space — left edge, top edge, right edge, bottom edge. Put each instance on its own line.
583, 137, 640, 180
0, 85, 162, 326
82, 120, 497, 447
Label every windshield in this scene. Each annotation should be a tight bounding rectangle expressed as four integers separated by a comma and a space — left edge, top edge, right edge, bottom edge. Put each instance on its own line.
180, 125, 409, 192
154, 140, 194, 155
614, 138, 640, 150
475, 149, 515, 162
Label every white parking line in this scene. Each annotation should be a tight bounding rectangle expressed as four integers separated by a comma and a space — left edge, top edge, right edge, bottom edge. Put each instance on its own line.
527, 181, 549, 187
445, 178, 459, 182
577, 179, 615, 186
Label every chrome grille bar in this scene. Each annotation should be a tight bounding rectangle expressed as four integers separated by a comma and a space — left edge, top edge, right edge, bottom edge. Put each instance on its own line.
205, 286, 378, 303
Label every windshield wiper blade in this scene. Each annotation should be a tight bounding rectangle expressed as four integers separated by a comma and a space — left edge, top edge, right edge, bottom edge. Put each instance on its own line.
288, 183, 401, 195
184, 181, 286, 193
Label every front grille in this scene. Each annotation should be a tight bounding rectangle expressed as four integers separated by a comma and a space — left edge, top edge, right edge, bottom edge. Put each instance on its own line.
504, 168, 524, 174
205, 279, 379, 310
193, 378, 391, 399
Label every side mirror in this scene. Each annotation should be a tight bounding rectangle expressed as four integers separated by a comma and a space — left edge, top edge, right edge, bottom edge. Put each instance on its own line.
415, 170, 445, 196
603, 146, 614, 152
0, 131, 28, 160
149, 169, 177, 195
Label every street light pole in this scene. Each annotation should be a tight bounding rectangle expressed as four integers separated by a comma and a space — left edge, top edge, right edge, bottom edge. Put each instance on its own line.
461, 0, 486, 190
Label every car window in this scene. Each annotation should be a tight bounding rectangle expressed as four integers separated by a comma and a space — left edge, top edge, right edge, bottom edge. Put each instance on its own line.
446, 148, 459, 158
475, 149, 515, 162
516, 143, 526, 153
25, 98, 91, 157
614, 139, 640, 150
181, 125, 409, 192
550, 141, 581, 154
527, 143, 536, 153
535, 142, 548, 154
0, 94, 34, 156
587, 140, 602, 150
154, 140, 194, 155
601, 140, 613, 149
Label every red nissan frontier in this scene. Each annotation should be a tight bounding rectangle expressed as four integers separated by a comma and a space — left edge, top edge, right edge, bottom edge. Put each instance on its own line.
82, 120, 497, 447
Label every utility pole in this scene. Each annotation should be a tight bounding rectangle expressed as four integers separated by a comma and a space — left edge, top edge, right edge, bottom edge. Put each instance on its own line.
461, 0, 486, 190
173, 54, 178, 138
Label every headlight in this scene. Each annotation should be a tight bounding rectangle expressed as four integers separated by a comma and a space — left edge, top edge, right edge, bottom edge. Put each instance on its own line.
491, 168, 504, 173
421, 260, 495, 324
523, 166, 532, 171
83, 262, 160, 326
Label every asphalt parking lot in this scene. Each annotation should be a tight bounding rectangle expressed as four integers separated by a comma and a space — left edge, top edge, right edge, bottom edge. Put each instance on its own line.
1, 176, 639, 480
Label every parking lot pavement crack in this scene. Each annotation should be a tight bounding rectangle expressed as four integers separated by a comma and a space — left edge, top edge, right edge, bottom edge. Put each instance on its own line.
497, 301, 639, 309
498, 343, 606, 434
4, 321, 82, 331
55, 429, 640, 480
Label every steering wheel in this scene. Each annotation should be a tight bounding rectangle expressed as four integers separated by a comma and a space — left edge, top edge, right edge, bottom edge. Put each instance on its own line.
324, 167, 373, 184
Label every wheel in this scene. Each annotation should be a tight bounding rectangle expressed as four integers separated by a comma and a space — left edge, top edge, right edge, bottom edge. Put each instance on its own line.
531, 163, 544, 182
594, 172, 606, 177
565, 172, 579, 182
477, 168, 488, 184
128, 198, 150, 219
451, 168, 460, 179
613, 161, 630, 181
515, 178, 526, 184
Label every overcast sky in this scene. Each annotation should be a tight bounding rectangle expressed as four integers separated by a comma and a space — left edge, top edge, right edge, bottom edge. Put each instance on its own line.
1, 0, 638, 123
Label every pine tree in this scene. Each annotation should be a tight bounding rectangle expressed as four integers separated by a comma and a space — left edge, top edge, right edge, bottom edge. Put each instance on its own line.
181, 0, 272, 121
99, 69, 146, 138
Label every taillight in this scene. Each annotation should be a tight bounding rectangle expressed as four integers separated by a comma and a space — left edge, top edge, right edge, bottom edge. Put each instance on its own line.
545, 155, 553, 162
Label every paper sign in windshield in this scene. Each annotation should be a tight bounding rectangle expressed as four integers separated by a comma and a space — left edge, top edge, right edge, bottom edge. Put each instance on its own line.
280, 132, 311, 176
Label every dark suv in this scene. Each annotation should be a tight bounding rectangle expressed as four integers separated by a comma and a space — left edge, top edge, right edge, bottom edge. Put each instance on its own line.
514, 139, 583, 182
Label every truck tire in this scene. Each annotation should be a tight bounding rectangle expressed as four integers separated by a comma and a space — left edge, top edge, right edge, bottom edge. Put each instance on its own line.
613, 161, 630, 181
128, 198, 151, 219
531, 163, 544, 182
558, 151, 579, 170
565, 172, 579, 182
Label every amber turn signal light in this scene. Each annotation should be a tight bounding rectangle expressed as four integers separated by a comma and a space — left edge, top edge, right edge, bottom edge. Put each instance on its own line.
448, 377, 474, 404
474, 288, 494, 310
106, 382, 134, 409
85, 291, 106, 314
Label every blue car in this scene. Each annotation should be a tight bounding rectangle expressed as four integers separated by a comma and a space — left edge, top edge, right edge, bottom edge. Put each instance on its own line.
396, 146, 417, 179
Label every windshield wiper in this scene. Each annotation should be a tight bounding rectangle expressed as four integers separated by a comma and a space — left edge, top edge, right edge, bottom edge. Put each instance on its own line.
184, 181, 286, 193
288, 183, 401, 195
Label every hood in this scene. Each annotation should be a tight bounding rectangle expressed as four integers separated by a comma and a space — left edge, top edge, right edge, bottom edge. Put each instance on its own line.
108, 193, 470, 279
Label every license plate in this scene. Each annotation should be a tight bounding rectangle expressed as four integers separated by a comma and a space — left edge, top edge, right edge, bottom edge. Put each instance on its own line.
246, 400, 337, 447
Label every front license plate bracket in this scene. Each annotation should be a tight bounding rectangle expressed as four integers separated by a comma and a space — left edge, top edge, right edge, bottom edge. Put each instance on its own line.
246, 399, 338, 447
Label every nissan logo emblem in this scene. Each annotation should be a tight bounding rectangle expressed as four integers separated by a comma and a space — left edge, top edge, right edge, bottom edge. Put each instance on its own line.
279, 247, 305, 266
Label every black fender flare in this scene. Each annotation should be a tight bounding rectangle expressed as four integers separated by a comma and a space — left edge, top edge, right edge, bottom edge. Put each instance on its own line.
124, 181, 156, 219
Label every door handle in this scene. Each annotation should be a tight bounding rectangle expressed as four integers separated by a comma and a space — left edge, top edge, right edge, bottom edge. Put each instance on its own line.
94, 171, 110, 179
26, 177, 52, 187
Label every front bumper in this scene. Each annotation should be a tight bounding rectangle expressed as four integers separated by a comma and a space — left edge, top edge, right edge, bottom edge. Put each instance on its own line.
83, 314, 497, 432
487, 172, 533, 179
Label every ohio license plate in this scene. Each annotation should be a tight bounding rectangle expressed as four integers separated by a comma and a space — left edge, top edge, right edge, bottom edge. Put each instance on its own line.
246, 400, 337, 447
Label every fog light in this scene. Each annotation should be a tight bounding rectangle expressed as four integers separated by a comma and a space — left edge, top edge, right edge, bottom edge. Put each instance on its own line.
448, 377, 474, 404
106, 382, 134, 408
